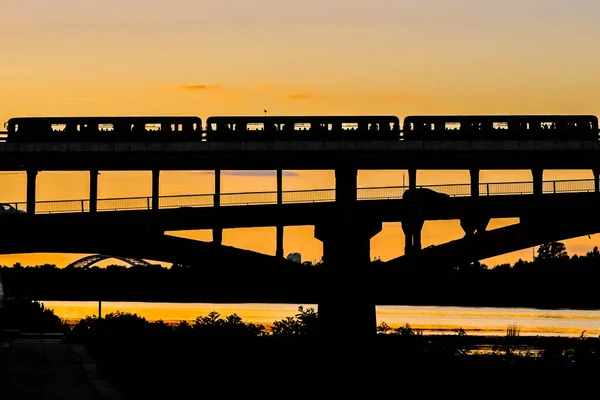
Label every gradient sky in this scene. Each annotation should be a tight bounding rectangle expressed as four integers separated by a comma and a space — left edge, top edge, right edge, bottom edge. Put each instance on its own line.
1, 1, 599, 268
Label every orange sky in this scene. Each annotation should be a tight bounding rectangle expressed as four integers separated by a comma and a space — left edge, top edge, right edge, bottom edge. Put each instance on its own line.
1, 1, 599, 268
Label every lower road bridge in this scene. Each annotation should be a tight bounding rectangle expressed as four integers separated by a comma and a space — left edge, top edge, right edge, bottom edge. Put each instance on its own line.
386, 210, 600, 270
3, 178, 600, 336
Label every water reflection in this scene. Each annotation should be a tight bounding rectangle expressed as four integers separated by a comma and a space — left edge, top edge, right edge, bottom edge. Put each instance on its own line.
40, 301, 600, 337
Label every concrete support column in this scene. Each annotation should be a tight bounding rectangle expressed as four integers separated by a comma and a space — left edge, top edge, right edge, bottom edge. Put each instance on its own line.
26, 169, 37, 215
90, 169, 98, 213
151, 169, 160, 210
532, 168, 544, 195
470, 168, 480, 197
314, 219, 382, 337
594, 169, 600, 193
276, 169, 284, 258
401, 218, 424, 257
408, 168, 417, 190
335, 167, 358, 207
213, 170, 223, 246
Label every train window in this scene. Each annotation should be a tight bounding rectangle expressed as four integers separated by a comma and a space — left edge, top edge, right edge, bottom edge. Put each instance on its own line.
98, 124, 114, 132
342, 123, 358, 131
368, 123, 380, 131
145, 123, 161, 131
246, 123, 264, 131
493, 122, 508, 130
445, 122, 460, 131
51, 124, 66, 132
540, 121, 555, 130
294, 123, 310, 131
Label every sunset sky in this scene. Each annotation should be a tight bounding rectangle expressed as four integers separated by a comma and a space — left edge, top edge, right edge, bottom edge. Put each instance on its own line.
1, 0, 599, 268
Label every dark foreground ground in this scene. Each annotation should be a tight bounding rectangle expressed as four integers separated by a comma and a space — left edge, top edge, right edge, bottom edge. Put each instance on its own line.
2, 300, 600, 398
77, 335, 600, 398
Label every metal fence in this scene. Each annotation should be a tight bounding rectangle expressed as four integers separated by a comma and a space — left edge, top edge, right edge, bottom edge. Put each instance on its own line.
7, 178, 598, 214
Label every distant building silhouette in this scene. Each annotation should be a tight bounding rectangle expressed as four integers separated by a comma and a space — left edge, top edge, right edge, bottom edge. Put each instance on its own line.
286, 253, 302, 263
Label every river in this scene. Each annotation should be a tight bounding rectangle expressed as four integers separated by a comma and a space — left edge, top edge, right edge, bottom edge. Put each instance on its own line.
39, 300, 600, 337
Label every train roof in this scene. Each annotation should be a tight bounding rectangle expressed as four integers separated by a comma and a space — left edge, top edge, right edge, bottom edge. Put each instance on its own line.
404, 115, 598, 121
7, 116, 202, 123
206, 115, 400, 121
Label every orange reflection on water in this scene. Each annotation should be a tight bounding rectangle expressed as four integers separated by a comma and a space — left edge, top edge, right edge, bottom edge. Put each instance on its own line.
41, 301, 600, 337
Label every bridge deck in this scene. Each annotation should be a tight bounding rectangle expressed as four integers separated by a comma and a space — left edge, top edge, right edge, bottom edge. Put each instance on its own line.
7, 178, 598, 214
4, 191, 600, 232
0, 140, 596, 170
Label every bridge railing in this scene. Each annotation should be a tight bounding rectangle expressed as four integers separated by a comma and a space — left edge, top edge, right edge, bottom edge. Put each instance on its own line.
6, 178, 598, 214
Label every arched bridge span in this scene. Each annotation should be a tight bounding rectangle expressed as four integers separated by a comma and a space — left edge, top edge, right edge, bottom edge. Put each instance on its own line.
0, 227, 297, 270
66, 254, 152, 269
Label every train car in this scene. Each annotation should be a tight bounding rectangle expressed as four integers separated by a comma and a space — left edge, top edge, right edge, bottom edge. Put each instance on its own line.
402, 115, 599, 141
4, 116, 203, 142
204, 115, 401, 141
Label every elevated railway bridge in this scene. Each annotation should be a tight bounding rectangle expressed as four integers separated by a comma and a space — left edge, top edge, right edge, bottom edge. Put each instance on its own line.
0, 135, 599, 335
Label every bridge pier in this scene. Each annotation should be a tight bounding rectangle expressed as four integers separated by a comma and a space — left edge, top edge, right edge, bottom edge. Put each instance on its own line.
90, 169, 98, 213
470, 169, 480, 197
213, 170, 223, 246
26, 170, 37, 215
532, 168, 544, 195
312, 167, 382, 336
401, 217, 424, 257
315, 219, 381, 337
276, 169, 284, 258
408, 168, 417, 190
152, 169, 160, 210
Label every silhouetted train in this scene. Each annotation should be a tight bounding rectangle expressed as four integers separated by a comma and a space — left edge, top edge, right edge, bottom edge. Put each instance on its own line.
3, 114, 598, 142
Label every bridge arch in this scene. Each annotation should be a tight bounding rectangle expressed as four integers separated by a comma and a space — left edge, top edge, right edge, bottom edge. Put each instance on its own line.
65, 254, 153, 269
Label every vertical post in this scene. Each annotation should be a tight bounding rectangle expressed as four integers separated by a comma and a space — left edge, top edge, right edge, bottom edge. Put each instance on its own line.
594, 169, 600, 193
26, 169, 37, 215
532, 168, 544, 195
404, 230, 413, 256
335, 167, 358, 207
408, 168, 417, 190
470, 168, 480, 197
213, 170, 223, 246
276, 169, 284, 258
90, 169, 98, 213
98, 300, 102, 319
402, 218, 424, 257
152, 169, 160, 210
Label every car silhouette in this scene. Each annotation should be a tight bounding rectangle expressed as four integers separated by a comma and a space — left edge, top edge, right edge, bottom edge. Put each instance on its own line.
402, 188, 450, 201
0, 204, 26, 215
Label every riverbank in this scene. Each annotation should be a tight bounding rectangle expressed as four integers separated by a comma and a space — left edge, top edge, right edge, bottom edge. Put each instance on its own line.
39, 300, 600, 337
2, 299, 599, 399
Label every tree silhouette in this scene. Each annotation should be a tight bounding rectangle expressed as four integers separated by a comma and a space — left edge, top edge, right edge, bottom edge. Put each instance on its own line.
536, 241, 568, 261
586, 246, 600, 261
